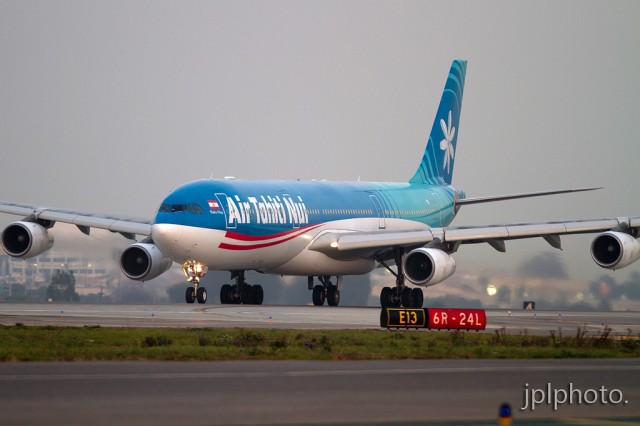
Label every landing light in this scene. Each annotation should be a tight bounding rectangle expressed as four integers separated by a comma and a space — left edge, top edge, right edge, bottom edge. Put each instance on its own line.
330, 242, 339, 248
182, 260, 208, 281
486, 284, 497, 296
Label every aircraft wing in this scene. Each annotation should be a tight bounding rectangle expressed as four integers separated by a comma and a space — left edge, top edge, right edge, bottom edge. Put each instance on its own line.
0, 201, 152, 239
309, 216, 640, 257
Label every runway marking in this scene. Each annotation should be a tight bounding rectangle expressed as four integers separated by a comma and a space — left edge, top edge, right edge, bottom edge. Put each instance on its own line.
1, 305, 639, 333
1, 364, 639, 382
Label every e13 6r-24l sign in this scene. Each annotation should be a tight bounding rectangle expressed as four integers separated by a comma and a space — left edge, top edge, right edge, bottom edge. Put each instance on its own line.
380, 308, 486, 330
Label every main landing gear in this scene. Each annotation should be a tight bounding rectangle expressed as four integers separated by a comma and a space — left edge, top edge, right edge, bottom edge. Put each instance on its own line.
220, 271, 264, 305
309, 275, 341, 306
183, 260, 209, 304
376, 248, 424, 308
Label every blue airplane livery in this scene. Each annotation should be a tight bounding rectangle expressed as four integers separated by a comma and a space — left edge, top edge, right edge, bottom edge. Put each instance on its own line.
1, 60, 639, 307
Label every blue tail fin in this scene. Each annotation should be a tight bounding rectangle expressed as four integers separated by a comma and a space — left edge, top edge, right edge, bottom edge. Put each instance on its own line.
409, 60, 467, 185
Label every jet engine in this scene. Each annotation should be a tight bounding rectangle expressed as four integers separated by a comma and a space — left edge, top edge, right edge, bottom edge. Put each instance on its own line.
1, 221, 54, 259
120, 243, 172, 281
590, 231, 640, 270
403, 247, 456, 286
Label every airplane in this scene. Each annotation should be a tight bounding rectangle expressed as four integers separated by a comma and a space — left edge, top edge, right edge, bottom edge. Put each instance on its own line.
1, 60, 639, 307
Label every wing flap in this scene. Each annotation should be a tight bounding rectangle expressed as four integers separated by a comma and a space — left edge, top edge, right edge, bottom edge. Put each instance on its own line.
445, 219, 630, 242
309, 229, 433, 254
563, 219, 620, 233
443, 222, 568, 241
0, 203, 36, 217
338, 229, 434, 251
108, 220, 151, 235
504, 222, 567, 238
444, 226, 509, 241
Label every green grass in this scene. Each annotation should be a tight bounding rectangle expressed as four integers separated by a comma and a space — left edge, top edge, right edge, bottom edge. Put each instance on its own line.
0, 325, 637, 361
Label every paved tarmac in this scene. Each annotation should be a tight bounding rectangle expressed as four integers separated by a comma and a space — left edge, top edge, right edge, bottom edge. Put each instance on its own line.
0, 303, 639, 336
0, 359, 638, 425
0, 305, 639, 425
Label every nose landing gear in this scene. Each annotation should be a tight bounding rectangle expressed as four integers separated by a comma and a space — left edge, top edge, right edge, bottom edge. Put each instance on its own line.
182, 260, 208, 304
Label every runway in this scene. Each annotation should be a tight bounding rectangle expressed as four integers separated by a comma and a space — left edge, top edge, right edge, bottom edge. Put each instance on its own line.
0, 359, 638, 425
0, 303, 639, 336
1, 305, 639, 425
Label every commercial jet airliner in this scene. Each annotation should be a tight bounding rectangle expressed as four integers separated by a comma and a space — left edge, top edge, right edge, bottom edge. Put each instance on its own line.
1, 60, 639, 307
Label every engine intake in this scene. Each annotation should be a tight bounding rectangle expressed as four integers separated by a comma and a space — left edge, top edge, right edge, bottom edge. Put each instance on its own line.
591, 231, 640, 270
1, 221, 54, 259
120, 243, 172, 281
403, 247, 456, 287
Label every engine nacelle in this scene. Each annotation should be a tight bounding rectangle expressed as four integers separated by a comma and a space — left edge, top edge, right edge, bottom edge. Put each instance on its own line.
1, 221, 54, 259
403, 247, 456, 287
120, 243, 172, 281
591, 231, 640, 270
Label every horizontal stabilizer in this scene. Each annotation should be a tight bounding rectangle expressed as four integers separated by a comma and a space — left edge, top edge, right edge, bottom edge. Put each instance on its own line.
455, 187, 602, 206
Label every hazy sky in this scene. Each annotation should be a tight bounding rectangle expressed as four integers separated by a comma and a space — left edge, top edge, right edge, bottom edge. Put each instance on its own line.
1, 1, 639, 285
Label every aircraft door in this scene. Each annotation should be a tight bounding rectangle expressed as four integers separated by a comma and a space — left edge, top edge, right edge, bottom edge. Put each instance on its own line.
429, 189, 447, 224
369, 195, 386, 229
214, 193, 238, 230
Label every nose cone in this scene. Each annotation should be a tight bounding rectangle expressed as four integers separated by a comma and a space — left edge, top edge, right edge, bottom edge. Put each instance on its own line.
151, 224, 184, 262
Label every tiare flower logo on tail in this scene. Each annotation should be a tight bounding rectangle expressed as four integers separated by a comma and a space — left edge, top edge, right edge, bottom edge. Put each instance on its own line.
439, 110, 456, 173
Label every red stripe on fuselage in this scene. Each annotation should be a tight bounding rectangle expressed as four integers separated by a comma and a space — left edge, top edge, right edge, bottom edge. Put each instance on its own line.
219, 224, 323, 251
223, 224, 321, 242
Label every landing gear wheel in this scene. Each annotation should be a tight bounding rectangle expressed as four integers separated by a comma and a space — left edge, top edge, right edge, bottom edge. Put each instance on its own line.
326, 287, 340, 307
241, 285, 253, 304
185, 287, 195, 304
251, 285, 264, 305
231, 284, 241, 304
401, 287, 413, 308
197, 287, 207, 304
227, 271, 263, 305
391, 288, 402, 307
312, 285, 326, 306
411, 288, 424, 308
380, 287, 392, 307
220, 284, 231, 304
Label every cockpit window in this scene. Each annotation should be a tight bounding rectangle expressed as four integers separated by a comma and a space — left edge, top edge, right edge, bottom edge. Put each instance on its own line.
159, 203, 203, 214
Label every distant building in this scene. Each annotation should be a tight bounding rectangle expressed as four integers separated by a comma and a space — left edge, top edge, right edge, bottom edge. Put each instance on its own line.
0, 251, 112, 296
0, 255, 8, 277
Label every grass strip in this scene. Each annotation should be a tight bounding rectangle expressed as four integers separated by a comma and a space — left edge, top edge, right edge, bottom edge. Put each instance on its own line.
0, 325, 638, 362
